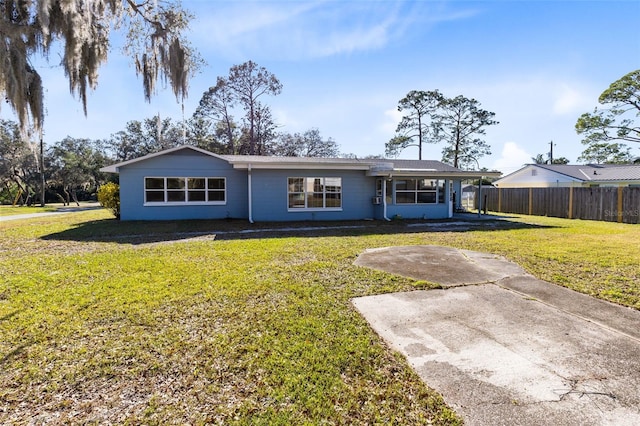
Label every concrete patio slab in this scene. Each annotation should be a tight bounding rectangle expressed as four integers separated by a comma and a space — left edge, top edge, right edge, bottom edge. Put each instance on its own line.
352, 245, 640, 426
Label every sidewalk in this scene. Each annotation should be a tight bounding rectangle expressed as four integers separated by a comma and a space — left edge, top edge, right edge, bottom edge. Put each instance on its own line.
1, 203, 103, 222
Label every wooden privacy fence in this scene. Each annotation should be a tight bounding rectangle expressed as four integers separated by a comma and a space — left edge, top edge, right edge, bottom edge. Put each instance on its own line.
479, 187, 640, 224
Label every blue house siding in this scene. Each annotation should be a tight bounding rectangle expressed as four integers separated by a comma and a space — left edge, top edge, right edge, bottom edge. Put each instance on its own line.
118, 151, 248, 221
247, 171, 455, 222
250, 169, 377, 221
386, 202, 450, 220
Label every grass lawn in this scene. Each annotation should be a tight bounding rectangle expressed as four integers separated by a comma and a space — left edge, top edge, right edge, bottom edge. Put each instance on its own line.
1, 211, 638, 424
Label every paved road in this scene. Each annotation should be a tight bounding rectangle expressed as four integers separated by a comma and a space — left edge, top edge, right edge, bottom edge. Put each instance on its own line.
352, 245, 640, 426
1, 204, 103, 222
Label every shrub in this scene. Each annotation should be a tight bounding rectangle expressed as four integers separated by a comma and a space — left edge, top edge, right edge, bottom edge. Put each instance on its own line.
97, 182, 120, 219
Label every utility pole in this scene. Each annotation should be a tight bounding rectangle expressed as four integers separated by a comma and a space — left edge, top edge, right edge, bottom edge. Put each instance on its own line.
548, 140, 554, 164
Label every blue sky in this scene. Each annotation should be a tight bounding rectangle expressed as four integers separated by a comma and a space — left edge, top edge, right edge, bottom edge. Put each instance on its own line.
4, 0, 639, 173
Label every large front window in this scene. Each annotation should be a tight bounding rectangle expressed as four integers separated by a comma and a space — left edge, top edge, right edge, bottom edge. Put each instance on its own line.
395, 179, 444, 204
288, 177, 342, 210
145, 177, 226, 204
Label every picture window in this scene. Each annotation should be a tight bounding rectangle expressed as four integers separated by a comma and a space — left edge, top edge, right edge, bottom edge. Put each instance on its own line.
144, 177, 226, 204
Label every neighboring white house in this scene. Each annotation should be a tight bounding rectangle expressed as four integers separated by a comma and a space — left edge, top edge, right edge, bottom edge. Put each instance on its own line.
493, 164, 640, 188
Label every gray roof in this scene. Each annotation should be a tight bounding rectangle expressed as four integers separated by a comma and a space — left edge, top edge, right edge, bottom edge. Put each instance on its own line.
390, 159, 462, 172
534, 164, 640, 182
101, 145, 500, 177
224, 155, 484, 173
222, 154, 377, 165
224, 154, 500, 177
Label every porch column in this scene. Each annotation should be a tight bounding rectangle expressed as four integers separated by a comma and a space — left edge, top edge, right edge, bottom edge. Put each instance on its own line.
248, 164, 254, 223
382, 176, 390, 221
448, 179, 453, 218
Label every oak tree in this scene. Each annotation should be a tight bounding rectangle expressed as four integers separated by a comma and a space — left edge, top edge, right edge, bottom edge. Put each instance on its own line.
0, 0, 199, 133
46, 136, 109, 205
106, 116, 183, 161
271, 129, 340, 157
0, 119, 39, 204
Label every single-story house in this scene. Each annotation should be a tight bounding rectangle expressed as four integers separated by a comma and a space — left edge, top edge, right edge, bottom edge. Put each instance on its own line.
493, 163, 640, 188
100, 145, 501, 221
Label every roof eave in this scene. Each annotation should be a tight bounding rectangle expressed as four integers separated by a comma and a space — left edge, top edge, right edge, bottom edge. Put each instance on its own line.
589, 179, 640, 184
229, 162, 372, 171
100, 165, 118, 174
367, 170, 502, 178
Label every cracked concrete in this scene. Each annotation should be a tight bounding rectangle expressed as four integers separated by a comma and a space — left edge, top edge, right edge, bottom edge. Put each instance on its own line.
352, 245, 640, 426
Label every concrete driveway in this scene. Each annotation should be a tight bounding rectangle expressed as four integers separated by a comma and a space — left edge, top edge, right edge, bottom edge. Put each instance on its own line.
352, 246, 640, 426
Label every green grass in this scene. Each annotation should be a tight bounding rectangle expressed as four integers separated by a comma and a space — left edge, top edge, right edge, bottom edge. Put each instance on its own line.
0, 205, 58, 216
1, 211, 638, 424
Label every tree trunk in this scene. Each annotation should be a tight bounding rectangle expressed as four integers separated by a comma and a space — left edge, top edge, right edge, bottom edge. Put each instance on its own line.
225, 116, 235, 154
56, 192, 66, 205
249, 101, 256, 155
63, 187, 71, 206
417, 115, 423, 160
453, 127, 461, 168
11, 177, 28, 206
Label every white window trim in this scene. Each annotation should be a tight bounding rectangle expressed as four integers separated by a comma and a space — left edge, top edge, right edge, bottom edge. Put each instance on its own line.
143, 177, 227, 206
287, 177, 343, 212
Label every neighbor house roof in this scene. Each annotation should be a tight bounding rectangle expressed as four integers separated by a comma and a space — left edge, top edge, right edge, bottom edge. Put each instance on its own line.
532, 164, 640, 182
494, 163, 640, 187
101, 145, 501, 179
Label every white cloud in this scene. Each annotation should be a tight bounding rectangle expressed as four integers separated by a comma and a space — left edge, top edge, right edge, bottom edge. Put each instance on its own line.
381, 107, 402, 134
190, 1, 476, 60
192, 2, 317, 41
552, 84, 593, 115
491, 142, 532, 174
271, 106, 301, 130
314, 19, 391, 57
